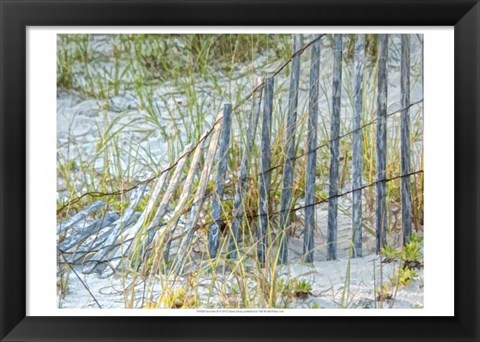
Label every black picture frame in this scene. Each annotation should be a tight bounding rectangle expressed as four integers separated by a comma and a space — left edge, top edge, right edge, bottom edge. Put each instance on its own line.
1, 0, 478, 341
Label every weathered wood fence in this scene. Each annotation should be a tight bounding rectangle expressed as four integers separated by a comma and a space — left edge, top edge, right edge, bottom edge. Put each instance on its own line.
58, 34, 422, 275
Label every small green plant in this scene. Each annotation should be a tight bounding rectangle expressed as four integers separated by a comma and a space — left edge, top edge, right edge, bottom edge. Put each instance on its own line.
391, 266, 417, 288
277, 278, 312, 299
381, 234, 423, 268
381, 244, 402, 262
402, 239, 423, 268
375, 283, 393, 303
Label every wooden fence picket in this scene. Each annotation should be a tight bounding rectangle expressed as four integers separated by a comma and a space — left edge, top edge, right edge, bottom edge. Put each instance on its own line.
279, 34, 302, 264
208, 104, 233, 258
376, 34, 388, 253
303, 34, 321, 263
228, 80, 263, 260
401, 34, 413, 245
172, 114, 223, 274
327, 34, 343, 260
257, 77, 274, 266
156, 132, 208, 265
352, 34, 366, 258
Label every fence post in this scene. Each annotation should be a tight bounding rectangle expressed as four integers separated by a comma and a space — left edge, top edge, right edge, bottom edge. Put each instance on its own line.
228, 79, 263, 260
303, 34, 321, 263
352, 34, 366, 258
376, 34, 388, 253
327, 34, 343, 261
401, 34, 413, 245
279, 34, 302, 264
171, 115, 223, 274
157, 132, 208, 266
258, 77, 274, 266
208, 104, 232, 258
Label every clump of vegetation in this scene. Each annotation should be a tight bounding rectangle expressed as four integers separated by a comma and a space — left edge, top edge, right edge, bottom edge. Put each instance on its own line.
381, 244, 402, 263
376, 283, 393, 303
394, 267, 418, 287
277, 278, 313, 299
375, 234, 423, 307
381, 234, 423, 268
402, 237, 424, 269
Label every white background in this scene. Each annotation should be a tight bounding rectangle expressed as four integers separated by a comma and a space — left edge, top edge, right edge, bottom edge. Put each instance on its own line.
26, 27, 454, 316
